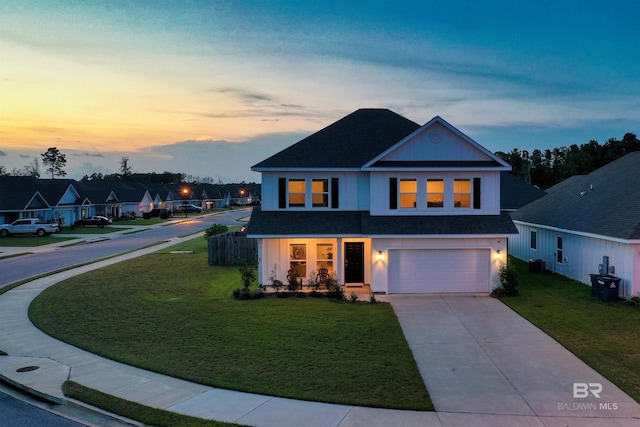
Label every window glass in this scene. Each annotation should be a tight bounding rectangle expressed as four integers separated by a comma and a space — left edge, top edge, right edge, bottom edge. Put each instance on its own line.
288, 179, 305, 207
556, 236, 563, 263
454, 179, 471, 208
312, 179, 329, 207
399, 179, 417, 208
316, 243, 334, 274
530, 230, 537, 250
427, 179, 444, 208
290, 244, 307, 278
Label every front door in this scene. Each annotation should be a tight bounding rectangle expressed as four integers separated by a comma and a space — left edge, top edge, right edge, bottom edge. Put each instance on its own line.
344, 242, 364, 283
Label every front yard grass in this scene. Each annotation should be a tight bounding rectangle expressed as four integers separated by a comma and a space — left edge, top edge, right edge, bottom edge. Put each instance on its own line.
0, 236, 75, 247
500, 257, 640, 403
28, 238, 432, 411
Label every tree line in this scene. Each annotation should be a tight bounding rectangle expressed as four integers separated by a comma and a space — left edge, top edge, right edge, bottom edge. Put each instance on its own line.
495, 133, 640, 189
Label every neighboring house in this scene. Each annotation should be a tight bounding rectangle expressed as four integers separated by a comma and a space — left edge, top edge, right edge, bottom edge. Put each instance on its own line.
509, 152, 640, 299
36, 179, 92, 227
247, 109, 517, 294
0, 176, 52, 224
76, 181, 123, 219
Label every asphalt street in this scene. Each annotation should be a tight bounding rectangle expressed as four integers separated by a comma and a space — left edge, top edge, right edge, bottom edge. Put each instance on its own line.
0, 208, 251, 288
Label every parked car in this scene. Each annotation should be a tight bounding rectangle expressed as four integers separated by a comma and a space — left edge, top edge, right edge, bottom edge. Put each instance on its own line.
0, 218, 59, 237
176, 204, 203, 213
142, 209, 172, 219
74, 216, 112, 228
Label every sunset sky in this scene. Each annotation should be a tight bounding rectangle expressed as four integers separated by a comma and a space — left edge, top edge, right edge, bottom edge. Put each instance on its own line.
1, 1, 639, 182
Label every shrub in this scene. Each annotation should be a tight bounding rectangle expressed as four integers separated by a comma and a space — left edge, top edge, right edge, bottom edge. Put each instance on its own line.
492, 263, 519, 297
628, 295, 640, 309
369, 293, 378, 304
349, 292, 358, 303
204, 224, 228, 238
329, 285, 345, 300
286, 269, 299, 293
277, 292, 290, 299
238, 261, 256, 290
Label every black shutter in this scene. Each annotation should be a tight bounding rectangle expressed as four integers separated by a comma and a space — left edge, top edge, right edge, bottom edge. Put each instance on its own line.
331, 178, 339, 209
278, 178, 286, 209
473, 178, 481, 209
389, 178, 397, 210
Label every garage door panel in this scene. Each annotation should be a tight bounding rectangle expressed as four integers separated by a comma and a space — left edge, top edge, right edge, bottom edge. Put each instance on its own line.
389, 249, 489, 293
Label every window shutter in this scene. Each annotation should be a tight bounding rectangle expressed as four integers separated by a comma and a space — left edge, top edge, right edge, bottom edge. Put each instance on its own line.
278, 178, 286, 209
473, 178, 481, 209
331, 178, 339, 209
389, 178, 398, 210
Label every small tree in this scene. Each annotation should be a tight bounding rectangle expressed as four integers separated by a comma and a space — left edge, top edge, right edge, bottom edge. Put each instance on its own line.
204, 224, 228, 238
41, 147, 67, 179
119, 156, 133, 177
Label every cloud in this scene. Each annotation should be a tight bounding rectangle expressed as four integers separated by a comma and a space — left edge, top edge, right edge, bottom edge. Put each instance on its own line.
0, 150, 6, 156
71, 152, 105, 158
19, 154, 31, 158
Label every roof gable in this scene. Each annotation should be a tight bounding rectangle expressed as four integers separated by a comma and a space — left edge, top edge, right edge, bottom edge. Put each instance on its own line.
364, 117, 510, 170
252, 109, 420, 170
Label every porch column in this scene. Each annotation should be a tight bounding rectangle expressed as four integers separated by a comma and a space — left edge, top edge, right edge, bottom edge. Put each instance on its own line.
336, 238, 343, 284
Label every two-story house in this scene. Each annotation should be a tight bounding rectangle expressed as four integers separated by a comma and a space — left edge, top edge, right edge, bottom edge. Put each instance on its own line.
247, 109, 517, 293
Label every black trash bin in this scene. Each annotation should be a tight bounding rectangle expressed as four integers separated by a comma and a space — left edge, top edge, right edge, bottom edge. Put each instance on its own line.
600, 276, 621, 303
589, 274, 602, 298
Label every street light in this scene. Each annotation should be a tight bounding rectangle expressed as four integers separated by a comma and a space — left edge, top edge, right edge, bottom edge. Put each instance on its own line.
240, 189, 245, 208
182, 187, 189, 217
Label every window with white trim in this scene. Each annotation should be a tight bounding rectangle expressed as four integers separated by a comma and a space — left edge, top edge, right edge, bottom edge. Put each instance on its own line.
290, 244, 307, 277
454, 179, 471, 208
399, 179, 417, 208
288, 179, 305, 207
556, 236, 563, 264
316, 243, 334, 274
427, 179, 444, 208
530, 230, 537, 250
312, 179, 329, 207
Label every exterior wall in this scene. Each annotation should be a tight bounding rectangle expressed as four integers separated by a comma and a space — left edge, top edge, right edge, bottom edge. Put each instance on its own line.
370, 237, 507, 293
259, 171, 368, 211
510, 221, 638, 299
369, 171, 501, 216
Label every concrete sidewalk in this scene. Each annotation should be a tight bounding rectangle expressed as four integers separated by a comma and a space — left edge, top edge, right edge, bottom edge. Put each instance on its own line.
0, 242, 639, 426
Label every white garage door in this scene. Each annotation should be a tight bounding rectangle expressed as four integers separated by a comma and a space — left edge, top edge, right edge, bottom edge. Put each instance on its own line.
388, 249, 490, 293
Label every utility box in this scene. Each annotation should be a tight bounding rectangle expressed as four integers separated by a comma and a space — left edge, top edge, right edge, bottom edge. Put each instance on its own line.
529, 259, 546, 274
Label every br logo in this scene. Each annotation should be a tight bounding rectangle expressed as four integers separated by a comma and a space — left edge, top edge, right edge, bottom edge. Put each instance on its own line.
573, 383, 602, 398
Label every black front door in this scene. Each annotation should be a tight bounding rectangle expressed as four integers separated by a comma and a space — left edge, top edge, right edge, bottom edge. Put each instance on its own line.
344, 242, 364, 283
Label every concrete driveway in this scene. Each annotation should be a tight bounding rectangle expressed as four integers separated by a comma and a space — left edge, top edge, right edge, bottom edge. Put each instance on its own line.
387, 294, 640, 426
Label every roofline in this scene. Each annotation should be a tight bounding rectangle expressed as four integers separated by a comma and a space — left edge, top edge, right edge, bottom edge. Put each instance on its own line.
513, 220, 640, 245
362, 116, 511, 169
252, 167, 361, 173
361, 166, 510, 172
248, 233, 518, 239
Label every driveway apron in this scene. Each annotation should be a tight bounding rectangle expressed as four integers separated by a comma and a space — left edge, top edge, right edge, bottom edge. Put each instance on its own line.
388, 294, 640, 423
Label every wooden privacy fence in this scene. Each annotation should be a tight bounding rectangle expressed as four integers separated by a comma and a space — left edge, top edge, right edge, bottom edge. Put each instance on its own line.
208, 232, 258, 265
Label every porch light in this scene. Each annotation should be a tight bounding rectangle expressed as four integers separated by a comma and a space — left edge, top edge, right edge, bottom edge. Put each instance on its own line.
377, 251, 384, 261
495, 249, 502, 261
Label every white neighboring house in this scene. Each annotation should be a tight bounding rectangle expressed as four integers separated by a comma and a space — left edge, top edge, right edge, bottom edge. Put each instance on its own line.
247, 109, 517, 294
509, 152, 640, 299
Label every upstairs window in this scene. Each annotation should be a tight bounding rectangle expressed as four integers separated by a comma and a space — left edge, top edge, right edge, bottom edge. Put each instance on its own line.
427, 179, 444, 208
399, 179, 417, 208
288, 179, 305, 207
312, 179, 329, 207
454, 179, 471, 208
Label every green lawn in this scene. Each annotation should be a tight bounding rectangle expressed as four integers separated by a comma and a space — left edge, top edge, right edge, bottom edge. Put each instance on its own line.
0, 236, 75, 247
500, 258, 640, 403
28, 237, 432, 411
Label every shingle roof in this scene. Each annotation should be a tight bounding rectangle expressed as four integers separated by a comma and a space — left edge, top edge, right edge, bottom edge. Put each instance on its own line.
511, 152, 640, 240
500, 172, 547, 211
252, 109, 421, 169
247, 207, 517, 237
